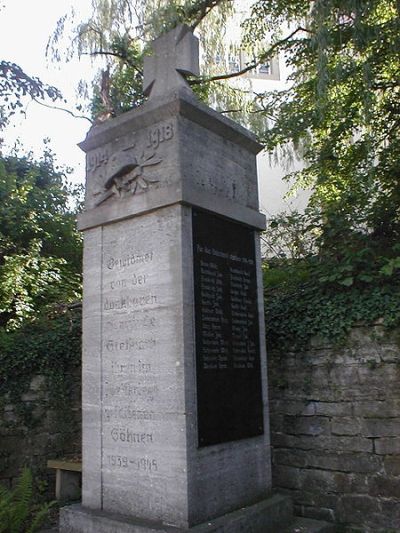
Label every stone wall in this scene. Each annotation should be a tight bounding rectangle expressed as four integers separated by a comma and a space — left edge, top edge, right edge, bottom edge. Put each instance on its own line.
0, 368, 81, 497
268, 325, 400, 532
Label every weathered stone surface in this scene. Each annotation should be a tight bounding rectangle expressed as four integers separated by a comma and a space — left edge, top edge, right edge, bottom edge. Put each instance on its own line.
294, 504, 335, 524
270, 399, 316, 416
67, 24, 277, 533
78, 89, 264, 230
282, 415, 330, 436
314, 401, 352, 417
353, 399, 400, 417
369, 474, 400, 498
336, 495, 381, 525
361, 418, 400, 437
269, 327, 400, 532
79, 201, 272, 528
379, 499, 400, 529
305, 452, 382, 474
143, 25, 199, 99
272, 465, 303, 490
60, 494, 293, 533
0, 370, 81, 498
283, 516, 336, 533
331, 417, 361, 436
384, 456, 400, 476
374, 437, 400, 455
273, 449, 309, 468
271, 432, 373, 454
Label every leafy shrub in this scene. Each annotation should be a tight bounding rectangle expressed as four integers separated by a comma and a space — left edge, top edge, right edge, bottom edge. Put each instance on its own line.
263, 211, 400, 351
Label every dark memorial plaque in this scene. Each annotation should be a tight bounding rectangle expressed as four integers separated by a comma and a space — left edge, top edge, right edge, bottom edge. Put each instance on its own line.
192, 209, 264, 447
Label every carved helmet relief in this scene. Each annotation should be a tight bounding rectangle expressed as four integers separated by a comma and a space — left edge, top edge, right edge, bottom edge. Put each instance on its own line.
94, 145, 162, 207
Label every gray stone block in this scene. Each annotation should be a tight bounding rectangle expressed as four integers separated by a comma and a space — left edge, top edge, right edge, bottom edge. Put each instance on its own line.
55, 469, 81, 501
331, 417, 361, 436
306, 452, 382, 474
384, 456, 400, 476
336, 495, 381, 528
60, 494, 293, 532
361, 418, 400, 437
272, 432, 373, 453
369, 474, 400, 498
283, 415, 330, 437
353, 399, 400, 418
283, 516, 336, 533
77, 88, 265, 232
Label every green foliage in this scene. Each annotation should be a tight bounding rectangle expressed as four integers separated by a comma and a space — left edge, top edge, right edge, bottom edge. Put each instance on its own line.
48, 0, 237, 119
252, 0, 400, 240
49, 0, 400, 348
90, 37, 145, 118
263, 212, 400, 351
265, 265, 400, 350
0, 306, 81, 426
250, 1, 400, 348
0, 468, 54, 533
0, 61, 62, 129
0, 148, 82, 329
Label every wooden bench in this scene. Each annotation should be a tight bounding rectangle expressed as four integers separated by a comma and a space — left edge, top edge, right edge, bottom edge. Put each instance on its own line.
47, 459, 82, 501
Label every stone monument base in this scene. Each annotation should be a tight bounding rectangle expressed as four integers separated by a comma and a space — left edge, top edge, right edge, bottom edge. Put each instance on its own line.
60, 493, 293, 533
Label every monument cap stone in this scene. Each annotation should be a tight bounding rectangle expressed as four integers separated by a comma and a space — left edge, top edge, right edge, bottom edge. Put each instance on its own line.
143, 24, 200, 98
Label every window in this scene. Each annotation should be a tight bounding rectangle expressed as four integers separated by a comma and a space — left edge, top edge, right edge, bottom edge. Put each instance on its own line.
245, 53, 280, 80
213, 49, 280, 81
228, 53, 241, 73
258, 61, 271, 75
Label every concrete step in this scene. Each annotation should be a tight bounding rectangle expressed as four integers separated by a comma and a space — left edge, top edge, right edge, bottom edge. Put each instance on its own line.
283, 516, 336, 533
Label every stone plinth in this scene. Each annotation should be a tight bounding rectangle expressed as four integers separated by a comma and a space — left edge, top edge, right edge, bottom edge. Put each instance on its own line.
60, 85, 288, 532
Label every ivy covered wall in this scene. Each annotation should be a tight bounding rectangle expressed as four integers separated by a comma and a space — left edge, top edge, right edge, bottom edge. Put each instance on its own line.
1, 300, 399, 533
0, 307, 81, 496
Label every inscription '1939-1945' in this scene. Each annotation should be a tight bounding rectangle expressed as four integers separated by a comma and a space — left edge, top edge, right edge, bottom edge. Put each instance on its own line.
107, 455, 158, 472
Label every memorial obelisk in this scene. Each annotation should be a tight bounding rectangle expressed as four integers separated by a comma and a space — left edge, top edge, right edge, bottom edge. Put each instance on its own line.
60, 24, 292, 532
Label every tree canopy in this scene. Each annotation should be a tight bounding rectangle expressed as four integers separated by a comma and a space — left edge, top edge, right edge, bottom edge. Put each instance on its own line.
46, 0, 400, 344
256, 0, 400, 252
51, 0, 399, 237
0, 147, 82, 329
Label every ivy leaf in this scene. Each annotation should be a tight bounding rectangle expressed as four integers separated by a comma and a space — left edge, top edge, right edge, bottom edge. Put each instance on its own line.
380, 257, 400, 277
358, 274, 373, 283
339, 277, 354, 287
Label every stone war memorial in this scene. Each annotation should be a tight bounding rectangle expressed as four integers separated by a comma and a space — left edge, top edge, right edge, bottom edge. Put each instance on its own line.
60, 25, 333, 532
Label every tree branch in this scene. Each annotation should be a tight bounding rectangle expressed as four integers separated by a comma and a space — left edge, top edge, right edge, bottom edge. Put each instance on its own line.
219, 109, 242, 114
189, 0, 232, 30
32, 97, 93, 123
190, 26, 308, 85
80, 50, 143, 74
